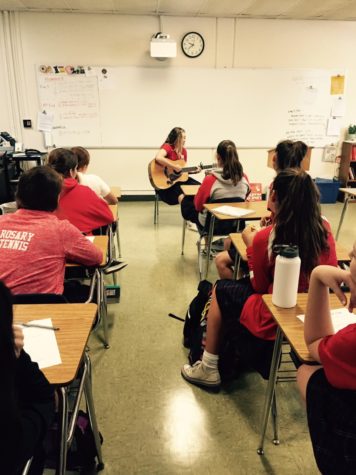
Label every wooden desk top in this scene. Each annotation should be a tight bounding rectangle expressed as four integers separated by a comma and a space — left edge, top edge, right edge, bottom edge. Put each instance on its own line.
262, 293, 353, 363
335, 242, 351, 262
339, 187, 356, 197
14, 303, 97, 385
204, 201, 268, 221
229, 233, 247, 261
230, 234, 350, 264
181, 184, 200, 196
66, 235, 108, 267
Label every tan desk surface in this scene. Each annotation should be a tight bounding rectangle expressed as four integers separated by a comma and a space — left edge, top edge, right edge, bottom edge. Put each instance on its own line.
229, 233, 247, 260
204, 201, 268, 221
339, 187, 356, 197
230, 234, 350, 264
66, 235, 108, 267
262, 293, 353, 363
336, 242, 351, 262
14, 303, 97, 385
181, 185, 200, 196
111, 186, 122, 199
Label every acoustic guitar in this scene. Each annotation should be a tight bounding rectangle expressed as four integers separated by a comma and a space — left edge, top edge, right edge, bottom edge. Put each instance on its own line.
148, 159, 215, 190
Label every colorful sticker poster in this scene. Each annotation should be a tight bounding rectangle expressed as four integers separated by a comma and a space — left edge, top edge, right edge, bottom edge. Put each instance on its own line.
330, 75, 345, 95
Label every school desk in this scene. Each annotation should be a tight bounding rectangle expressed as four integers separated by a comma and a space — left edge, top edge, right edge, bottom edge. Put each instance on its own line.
335, 187, 356, 240
203, 201, 268, 279
257, 293, 352, 455
13, 303, 104, 475
66, 235, 111, 349
229, 233, 351, 280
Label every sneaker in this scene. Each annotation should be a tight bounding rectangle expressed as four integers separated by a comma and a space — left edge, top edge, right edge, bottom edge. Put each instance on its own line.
181, 360, 221, 389
186, 221, 198, 232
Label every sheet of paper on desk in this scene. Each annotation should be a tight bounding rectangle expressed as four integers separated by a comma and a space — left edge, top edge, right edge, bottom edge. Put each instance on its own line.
212, 205, 255, 218
23, 318, 62, 369
86, 236, 95, 242
297, 308, 356, 333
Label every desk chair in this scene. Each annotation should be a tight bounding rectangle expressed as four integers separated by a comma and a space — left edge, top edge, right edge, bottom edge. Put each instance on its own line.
153, 190, 176, 225
197, 197, 245, 280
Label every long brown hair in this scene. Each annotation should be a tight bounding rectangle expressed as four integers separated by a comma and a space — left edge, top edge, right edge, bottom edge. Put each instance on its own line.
272, 168, 328, 275
216, 140, 243, 186
275, 140, 307, 171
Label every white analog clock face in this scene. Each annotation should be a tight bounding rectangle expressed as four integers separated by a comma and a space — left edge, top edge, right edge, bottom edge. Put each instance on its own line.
181, 32, 205, 58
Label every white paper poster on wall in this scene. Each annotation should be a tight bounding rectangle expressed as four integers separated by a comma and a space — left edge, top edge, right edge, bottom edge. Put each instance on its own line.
37, 65, 101, 146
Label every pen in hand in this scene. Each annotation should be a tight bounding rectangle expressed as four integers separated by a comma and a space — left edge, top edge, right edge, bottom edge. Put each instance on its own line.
15, 322, 60, 331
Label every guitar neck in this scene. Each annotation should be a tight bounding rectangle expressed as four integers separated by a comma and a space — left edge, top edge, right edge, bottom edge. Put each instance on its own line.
181, 164, 214, 173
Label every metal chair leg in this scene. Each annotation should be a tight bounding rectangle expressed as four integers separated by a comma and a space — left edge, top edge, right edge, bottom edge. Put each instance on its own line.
21, 458, 33, 475
271, 390, 280, 445
84, 353, 105, 471
181, 219, 187, 255
204, 216, 215, 280
335, 195, 350, 240
116, 221, 122, 258
154, 193, 159, 224
257, 328, 283, 455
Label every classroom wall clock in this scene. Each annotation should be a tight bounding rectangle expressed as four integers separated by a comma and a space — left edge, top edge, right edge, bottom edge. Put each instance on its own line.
181, 32, 205, 58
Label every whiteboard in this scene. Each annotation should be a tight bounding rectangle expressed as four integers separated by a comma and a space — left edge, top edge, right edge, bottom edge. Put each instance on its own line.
37, 66, 345, 148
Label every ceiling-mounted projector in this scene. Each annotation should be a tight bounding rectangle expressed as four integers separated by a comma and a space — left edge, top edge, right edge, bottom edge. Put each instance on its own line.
150, 33, 177, 60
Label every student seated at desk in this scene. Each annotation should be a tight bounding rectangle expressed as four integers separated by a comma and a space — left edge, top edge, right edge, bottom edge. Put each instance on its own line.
180, 140, 250, 233
154, 127, 200, 205
48, 148, 114, 235
71, 146, 118, 205
215, 139, 307, 279
0, 166, 102, 300
297, 245, 356, 475
181, 168, 337, 389
0, 281, 55, 475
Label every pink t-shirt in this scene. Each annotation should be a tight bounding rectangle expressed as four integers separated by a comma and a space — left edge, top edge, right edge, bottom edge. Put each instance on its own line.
0, 209, 102, 294
319, 324, 356, 390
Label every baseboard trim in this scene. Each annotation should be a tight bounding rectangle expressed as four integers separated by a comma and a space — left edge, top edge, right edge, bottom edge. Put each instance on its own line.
120, 195, 156, 202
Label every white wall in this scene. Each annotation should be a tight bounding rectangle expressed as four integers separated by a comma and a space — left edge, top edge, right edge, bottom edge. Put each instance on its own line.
0, 12, 355, 194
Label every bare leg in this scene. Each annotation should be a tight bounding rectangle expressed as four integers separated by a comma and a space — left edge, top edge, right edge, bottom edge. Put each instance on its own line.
297, 364, 322, 402
178, 193, 184, 204
205, 287, 223, 354
215, 251, 234, 279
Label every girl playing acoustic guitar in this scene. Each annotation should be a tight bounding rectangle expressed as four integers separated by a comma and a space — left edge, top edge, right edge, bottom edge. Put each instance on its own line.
152, 127, 200, 205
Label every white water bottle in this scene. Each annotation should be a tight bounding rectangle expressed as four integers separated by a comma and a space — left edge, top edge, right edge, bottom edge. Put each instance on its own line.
272, 245, 301, 308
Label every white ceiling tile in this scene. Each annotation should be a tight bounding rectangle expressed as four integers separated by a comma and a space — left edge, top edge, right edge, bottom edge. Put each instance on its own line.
0, 0, 355, 20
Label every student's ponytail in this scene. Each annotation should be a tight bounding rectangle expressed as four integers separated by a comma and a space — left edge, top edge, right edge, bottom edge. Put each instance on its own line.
217, 140, 243, 186
275, 140, 307, 171
272, 168, 328, 275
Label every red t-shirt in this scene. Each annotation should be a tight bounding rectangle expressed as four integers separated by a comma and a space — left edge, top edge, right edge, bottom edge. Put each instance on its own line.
55, 178, 114, 234
0, 209, 102, 294
240, 221, 338, 340
161, 143, 187, 162
319, 324, 356, 389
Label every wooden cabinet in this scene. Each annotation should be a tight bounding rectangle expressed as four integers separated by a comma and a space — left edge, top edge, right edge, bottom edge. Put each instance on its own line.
338, 141, 356, 201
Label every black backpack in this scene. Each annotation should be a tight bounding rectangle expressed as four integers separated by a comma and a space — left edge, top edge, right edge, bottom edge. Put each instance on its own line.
183, 280, 213, 364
